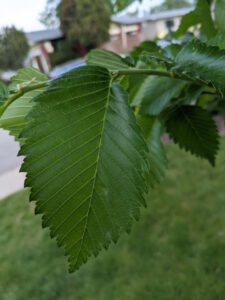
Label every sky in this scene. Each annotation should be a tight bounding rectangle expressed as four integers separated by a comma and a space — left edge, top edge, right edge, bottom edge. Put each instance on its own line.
0, 0, 162, 32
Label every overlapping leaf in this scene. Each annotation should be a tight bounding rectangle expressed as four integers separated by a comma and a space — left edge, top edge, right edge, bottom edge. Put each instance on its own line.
173, 39, 225, 95
20, 66, 149, 272
137, 115, 167, 188
130, 41, 161, 63
0, 67, 47, 141
208, 32, 225, 49
175, 0, 216, 38
138, 76, 186, 115
86, 49, 132, 71
215, 0, 225, 33
0, 81, 9, 107
164, 105, 219, 165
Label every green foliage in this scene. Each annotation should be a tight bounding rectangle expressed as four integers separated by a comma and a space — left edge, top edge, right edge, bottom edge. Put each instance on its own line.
19, 66, 149, 271
130, 41, 161, 63
40, 0, 141, 28
173, 40, 225, 95
2, 0, 225, 274
105, 0, 142, 14
2, 140, 225, 299
86, 49, 132, 71
0, 68, 47, 142
146, 119, 167, 188
175, 0, 216, 38
0, 26, 29, 70
208, 32, 225, 49
215, 0, 225, 32
137, 116, 168, 188
151, 0, 192, 13
59, 0, 110, 48
0, 81, 9, 106
138, 77, 186, 114
164, 105, 219, 166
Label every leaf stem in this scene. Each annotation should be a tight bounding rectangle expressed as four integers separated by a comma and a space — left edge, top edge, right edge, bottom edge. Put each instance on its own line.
116, 69, 206, 85
0, 67, 212, 117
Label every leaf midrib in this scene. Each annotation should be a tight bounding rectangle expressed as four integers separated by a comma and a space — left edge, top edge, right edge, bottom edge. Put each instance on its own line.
74, 75, 113, 267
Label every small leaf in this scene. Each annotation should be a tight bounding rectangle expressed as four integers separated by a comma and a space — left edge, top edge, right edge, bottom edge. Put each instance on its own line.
130, 41, 162, 63
174, 10, 199, 37
215, 0, 225, 33
137, 115, 168, 188
139, 76, 186, 115
20, 66, 149, 272
207, 32, 225, 49
0, 81, 9, 106
147, 119, 168, 188
0, 67, 47, 142
175, 0, 216, 38
86, 49, 132, 71
184, 84, 205, 104
164, 105, 219, 165
173, 39, 225, 96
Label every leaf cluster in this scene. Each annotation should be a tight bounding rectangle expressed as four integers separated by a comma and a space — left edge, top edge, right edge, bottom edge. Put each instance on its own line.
1, 0, 225, 273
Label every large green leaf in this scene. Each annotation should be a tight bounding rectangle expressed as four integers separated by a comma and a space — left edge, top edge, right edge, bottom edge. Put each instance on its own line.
0, 67, 47, 141
86, 49, 132, 71
173, 39, 225, 96
215, 0, 225, 32
138, 76, 186, 115
20, 66, 149, 272
164, 105, 219, 165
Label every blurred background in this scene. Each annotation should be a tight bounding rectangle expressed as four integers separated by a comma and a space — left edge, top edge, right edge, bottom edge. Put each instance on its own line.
1, 1, 225, 299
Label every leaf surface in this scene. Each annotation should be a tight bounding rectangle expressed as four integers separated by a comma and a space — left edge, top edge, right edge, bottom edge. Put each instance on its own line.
86, 49, 132, 71
173, 39, 225, 96
20, 66, 149, 272
215, 0, 225, 32
139, 76, 186, 115
0, 81, 9, 106
175, 0, 216, 38
137, 115, 167, 188
165, 105, 219, 165
0, 67, 47, 141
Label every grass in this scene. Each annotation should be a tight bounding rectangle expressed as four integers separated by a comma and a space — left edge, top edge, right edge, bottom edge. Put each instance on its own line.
1, 140, 225, 300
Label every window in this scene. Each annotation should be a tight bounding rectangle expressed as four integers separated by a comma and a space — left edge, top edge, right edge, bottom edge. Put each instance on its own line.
165, 20, 174, 30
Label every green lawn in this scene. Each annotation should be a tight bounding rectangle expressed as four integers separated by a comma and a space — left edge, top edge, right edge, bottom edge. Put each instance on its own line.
1, 140, 225, 300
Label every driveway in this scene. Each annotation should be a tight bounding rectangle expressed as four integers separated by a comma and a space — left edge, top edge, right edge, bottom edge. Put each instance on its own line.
0, 129, 25, 199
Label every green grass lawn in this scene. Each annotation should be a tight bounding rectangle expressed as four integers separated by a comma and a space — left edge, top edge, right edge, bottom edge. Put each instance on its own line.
1, 140, 225, 300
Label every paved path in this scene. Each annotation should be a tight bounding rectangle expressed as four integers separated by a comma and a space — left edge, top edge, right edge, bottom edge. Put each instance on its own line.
0, 129, 25, 199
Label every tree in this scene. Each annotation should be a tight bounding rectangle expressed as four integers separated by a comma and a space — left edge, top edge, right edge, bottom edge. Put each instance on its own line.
0, 26, 29, 70
59, 0, 110, 49
0, 0, 224, 273
40, 0, 142, 28
151, 0, 193, 13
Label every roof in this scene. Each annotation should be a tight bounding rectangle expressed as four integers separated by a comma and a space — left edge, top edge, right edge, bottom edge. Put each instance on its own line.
111, 7, 194, 25
26, 28, 63, 44
111, 15, 146, 25
26, 7, 194, 44
148, 7, 194, 21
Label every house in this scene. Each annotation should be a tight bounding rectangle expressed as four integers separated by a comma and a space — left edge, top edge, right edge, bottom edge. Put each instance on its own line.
103, 7, 193, 53
23, 7, 193, 74
25, 28, 63, 73
142, 7, 194, 40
